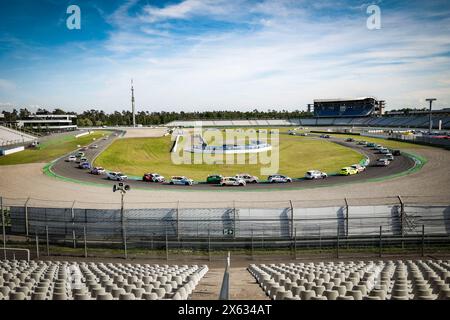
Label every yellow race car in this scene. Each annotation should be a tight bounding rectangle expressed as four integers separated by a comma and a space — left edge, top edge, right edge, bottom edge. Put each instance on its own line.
340, 167, 358, 176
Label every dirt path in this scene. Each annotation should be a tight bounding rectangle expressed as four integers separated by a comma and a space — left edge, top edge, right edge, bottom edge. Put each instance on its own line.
190, 268, 224, 300
229, 267, 268, 300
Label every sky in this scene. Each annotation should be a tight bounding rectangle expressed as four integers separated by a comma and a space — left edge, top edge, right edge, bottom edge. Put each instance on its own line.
0, 0, 449, 113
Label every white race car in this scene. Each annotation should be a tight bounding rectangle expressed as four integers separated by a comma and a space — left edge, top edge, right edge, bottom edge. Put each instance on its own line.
107, 172, 128, 181
220, 177, 246, 187
305, 170, 328, 179
268, 175, 292, 183
235, 173, 259, 184
169, 176, 194, 186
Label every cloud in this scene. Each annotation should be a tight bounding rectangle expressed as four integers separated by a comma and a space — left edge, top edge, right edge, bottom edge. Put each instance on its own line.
0, 79, 16, 91
140, 0, 241, 23
1, 0, 449, 111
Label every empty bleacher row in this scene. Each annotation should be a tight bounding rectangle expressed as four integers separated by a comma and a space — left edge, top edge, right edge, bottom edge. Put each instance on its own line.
0, 260, 208, 300
249, 260, 450, 300
166, 116, 450, 129
0, 126, 36, 147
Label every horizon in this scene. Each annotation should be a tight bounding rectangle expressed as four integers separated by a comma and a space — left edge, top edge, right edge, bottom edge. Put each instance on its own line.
0, 0, 449, 113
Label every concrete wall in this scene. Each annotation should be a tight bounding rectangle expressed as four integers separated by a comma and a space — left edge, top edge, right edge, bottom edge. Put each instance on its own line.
1, 146, 25, 156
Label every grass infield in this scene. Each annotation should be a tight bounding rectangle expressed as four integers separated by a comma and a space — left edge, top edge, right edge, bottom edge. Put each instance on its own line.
0, 131, 111, 165
94, 129, 364, 180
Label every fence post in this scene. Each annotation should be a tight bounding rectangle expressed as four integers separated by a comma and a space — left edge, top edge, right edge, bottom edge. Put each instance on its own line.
233, 201, 236, 239
83, 226, 87, 258
344, 198, 349, 249
165, 231, 169, 262
398, 195, 404, 248
72, 230, 77, 249
421, 225, 425, 257
336, 226, 340, 259
1, 196, 6, 260
251, 230, 254, 260
294, 228, 297, 260
120, 193, 126, 252
35, 231, 39, 259
25, 197, 30, 239
319, 225, 322, 254
208, 228, 211, 262
123, 220, 128, 260
176, 201, 180, 241
46, 225, 49, 257
379, 226, 382, 258
261, 229, 264, 249
289, 200, 294, 239
71, 200, 76, 248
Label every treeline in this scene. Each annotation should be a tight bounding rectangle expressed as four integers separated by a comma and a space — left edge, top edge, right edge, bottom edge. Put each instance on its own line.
1, 108, 76, 122
1, 107, 313, 127
76, 109, 313, 126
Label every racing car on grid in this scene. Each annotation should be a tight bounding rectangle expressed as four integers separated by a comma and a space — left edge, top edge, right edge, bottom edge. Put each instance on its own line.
90, 167, 106, 175
78, 161, 91, 169
235, 173, 259, 184
220, 177, 246, 187
143, 173, 165, 182
305, 170, 328, 179
169, 176, 194, 186
66, 155, 77, 162
107, 172, 128, 181
340, 167, 358, 175
268, 174, 292, 183
350, 164, 366, 173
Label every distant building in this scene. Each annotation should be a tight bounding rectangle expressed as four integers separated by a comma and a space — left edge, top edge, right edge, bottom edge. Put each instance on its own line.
15, 114, 77, 132
313, 97, 384, 117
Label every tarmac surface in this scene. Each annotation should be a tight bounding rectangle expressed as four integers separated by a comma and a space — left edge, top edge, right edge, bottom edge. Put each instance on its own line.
0, 129, 449, 207
49, 133, 416, 191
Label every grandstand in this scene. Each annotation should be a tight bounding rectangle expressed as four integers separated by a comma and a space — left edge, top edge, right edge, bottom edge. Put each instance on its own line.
313, 97, 383, 118
249, 260, 450, 300
0, 126, 37, 147
166, 116, 450, 129
0, 260, 208, 300
164, 98, 450, 130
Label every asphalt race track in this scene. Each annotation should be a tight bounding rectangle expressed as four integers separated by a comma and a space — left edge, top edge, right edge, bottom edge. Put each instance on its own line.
50, 132, 416, 191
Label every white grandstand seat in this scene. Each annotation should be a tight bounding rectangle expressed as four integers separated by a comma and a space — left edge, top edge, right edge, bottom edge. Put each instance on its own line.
248, 260, 450, 300
0, 260, 208, 300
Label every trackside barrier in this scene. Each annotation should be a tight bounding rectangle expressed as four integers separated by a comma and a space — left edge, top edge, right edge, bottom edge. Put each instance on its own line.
6, 203, 450, 240
219, 252, 230, 300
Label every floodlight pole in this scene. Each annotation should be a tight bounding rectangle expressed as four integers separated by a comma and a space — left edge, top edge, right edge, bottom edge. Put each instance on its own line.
120, 190, 126, 258
426, 98, 436, 134
113, 183, 130, 259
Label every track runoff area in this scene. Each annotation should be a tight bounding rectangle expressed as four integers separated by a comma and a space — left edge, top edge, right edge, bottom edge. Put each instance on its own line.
49, 127, 416, 191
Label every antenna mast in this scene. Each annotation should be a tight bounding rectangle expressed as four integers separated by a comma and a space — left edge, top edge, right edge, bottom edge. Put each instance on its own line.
131, 79, 136, 128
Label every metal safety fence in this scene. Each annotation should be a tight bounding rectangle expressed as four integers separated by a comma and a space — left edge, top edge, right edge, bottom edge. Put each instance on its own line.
1, 195, 450, 261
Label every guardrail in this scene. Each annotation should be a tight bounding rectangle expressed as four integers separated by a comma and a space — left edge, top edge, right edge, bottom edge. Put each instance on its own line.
219, 252, 230, 300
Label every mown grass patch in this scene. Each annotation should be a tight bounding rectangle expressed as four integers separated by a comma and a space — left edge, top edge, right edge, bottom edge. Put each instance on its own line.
0, 131, 111, 165
95, 131, 364, 180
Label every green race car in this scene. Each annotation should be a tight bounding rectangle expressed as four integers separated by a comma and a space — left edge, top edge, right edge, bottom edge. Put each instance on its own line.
206, 174, 223, 184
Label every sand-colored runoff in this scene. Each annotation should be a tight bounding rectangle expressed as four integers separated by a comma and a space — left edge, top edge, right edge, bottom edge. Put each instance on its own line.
122, 127, 168, 138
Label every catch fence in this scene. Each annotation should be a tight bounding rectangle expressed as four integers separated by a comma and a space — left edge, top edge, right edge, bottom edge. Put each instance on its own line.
1, 195, 449, 260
